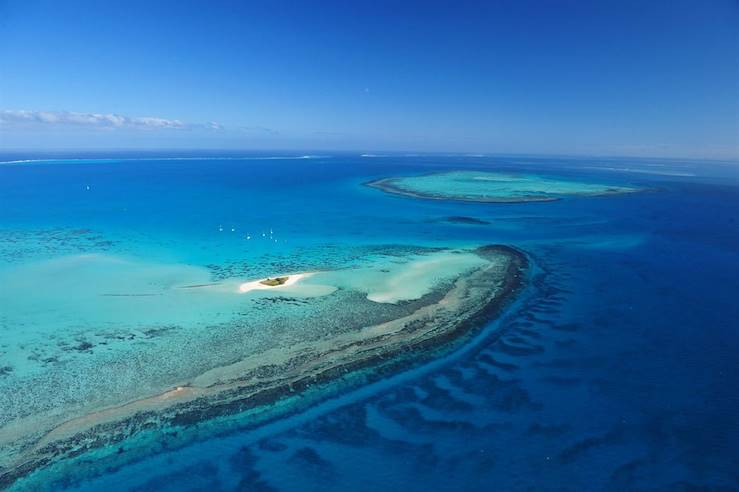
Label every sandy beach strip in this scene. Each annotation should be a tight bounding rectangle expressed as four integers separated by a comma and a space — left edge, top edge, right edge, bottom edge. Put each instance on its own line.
238, 272, 312, 293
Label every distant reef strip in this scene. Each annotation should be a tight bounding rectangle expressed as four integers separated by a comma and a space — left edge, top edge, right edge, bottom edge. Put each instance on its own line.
366, 170, 643, 203
433, 216, 491, 225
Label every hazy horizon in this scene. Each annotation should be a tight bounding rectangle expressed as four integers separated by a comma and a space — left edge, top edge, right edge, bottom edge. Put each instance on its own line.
1, 147, 738, 165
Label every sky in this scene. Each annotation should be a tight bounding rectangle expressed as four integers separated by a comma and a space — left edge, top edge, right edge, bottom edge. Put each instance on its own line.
0, 0, 737, 158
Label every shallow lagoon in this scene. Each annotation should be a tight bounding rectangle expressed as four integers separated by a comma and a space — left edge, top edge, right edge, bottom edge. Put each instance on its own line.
0, 153, 737, 490
0, 247, 496, 414
0, 231, 523, 487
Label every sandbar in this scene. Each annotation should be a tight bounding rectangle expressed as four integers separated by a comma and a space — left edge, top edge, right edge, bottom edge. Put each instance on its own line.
238, 272, 312, 293
0, 245, 527, 489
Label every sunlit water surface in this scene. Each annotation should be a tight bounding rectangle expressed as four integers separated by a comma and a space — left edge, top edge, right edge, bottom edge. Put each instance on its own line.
1, 153, 737, 491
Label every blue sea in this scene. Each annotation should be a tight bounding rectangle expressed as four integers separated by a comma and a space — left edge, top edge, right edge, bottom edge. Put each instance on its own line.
1, 152, 738, 491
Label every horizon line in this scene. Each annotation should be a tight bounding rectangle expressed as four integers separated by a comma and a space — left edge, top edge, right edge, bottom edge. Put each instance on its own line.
0, 148, 737, 164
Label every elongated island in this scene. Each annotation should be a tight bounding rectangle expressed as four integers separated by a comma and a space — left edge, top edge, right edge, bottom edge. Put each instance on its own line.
366, 170, 642, 203
0, 244, 526, 489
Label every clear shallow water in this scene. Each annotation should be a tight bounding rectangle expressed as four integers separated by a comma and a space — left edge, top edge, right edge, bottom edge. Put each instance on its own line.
1, 153, 738, 490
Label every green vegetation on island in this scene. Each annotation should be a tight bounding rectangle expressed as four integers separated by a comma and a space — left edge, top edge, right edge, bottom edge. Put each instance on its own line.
259, 276, 289, 286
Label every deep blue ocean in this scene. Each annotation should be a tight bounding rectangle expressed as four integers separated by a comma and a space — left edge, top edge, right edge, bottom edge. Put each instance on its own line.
1, 152, 737, 491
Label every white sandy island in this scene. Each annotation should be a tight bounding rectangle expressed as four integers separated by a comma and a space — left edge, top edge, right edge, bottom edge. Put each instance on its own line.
238, 272, 312, 293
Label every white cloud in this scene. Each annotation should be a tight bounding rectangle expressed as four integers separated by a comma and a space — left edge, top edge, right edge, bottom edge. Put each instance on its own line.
0, 109, 220, 131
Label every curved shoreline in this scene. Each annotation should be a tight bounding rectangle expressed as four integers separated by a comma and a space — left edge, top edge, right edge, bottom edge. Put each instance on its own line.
0, 245, 528, 489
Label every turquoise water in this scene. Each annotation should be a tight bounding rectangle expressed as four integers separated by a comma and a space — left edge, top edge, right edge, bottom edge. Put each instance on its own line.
373, 170, 640, 201
1, 153, 738, 490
